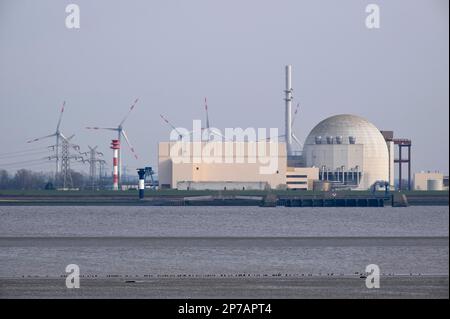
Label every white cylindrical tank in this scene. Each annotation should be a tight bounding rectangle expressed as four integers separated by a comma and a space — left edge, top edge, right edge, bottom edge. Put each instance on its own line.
427, 179, 443, 191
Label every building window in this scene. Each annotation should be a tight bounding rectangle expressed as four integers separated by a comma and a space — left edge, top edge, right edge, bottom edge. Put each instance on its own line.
287, 175, 308, 178
286, 181, 307, 185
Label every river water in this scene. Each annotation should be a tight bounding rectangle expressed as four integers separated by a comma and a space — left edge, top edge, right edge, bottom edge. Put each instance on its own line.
0, 206, 448, 279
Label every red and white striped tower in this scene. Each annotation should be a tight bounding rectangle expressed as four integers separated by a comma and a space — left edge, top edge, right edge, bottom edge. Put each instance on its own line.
110, 139, 120, 191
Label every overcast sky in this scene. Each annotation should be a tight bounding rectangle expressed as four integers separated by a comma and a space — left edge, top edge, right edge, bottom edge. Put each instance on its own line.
0, 0, 448, 176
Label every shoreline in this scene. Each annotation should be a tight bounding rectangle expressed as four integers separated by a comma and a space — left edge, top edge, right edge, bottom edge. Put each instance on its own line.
1, 276, 448, 299
0, 201, 447, 206
0, 192, 448, 207
0, 190, 447, 207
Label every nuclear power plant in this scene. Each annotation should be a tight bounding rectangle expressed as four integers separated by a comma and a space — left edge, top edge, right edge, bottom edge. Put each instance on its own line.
158, 65, 411, 191
302, 114, 390, 190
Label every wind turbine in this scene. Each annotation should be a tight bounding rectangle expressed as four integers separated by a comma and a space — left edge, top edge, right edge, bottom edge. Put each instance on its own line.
160, 98, 227, 142
159, 114, 188, 140
258, 102, 302, 149
204, 97, 210, 137
201, 97, 227, 141
86, 98, 139, 188
289, 102, 303, 149
27, 101, 68, 179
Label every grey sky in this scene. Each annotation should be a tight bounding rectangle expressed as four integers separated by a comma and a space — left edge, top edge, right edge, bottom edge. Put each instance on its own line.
0, 0, 448, 176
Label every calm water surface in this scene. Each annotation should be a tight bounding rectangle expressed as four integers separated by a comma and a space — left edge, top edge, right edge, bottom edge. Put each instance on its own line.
0, 206, 448, 277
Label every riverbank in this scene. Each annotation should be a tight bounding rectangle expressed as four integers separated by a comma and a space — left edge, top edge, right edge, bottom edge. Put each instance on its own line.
1, 206, 447, 299
0, 276, 447, 298
0, 190, 447, 206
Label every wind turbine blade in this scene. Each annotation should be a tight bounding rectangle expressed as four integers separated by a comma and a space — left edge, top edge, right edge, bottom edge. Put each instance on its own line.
86, 127, 118, 131
160, 114, 185, 139
292, 133, 303, 148
204, 97, 210, 130
210, 130, 229, 141
27, 133, 57, 143
121, 130, 138, 159
119, 98, 139, 127
203, 128, 233, 142
258, 134, 285, 142
56, 101, 66, 131
291, 102, 300, 126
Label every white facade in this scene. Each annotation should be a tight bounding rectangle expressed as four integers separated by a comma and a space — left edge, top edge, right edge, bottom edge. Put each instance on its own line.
158, 141, 287, 189
304, 144, 364, 172
177, 181, 268, 191
286, 167, 319, 190
303, 114, 389, 189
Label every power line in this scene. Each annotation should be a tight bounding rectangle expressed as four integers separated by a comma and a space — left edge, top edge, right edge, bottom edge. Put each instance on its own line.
0, 146, 51, 156
0, 150, 52, 160
0, 158, 51, 167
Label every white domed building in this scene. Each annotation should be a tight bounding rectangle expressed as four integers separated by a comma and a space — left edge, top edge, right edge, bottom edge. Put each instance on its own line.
302, 114, 390, 189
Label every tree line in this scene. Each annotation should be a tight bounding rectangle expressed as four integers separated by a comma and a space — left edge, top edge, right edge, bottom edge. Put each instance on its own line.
0, 169, 86, 190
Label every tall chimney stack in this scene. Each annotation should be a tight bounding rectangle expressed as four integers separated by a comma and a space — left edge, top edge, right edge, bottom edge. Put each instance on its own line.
285, 65, 293, 156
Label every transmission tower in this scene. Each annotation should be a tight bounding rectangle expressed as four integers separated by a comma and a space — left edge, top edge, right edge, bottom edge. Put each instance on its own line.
98, 159, 107, 189
81, 146, 104, 190
26, 101, 73, 187
60, 135, 81, 190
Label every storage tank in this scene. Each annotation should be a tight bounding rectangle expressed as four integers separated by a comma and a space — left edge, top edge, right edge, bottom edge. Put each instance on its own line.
427, 179, 443, 191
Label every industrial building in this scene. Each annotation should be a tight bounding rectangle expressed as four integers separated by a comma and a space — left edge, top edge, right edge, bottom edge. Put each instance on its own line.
302, 114, 390, 190
158, 65, 409, 191
414, 172, 445, 191
159, 141, 287, 190
158, 141, 319, 190
286, 167, 319, 190
380, 131, 412, 191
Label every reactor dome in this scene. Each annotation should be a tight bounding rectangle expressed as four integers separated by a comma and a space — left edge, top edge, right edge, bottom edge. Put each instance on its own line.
303, 114, 389, 189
